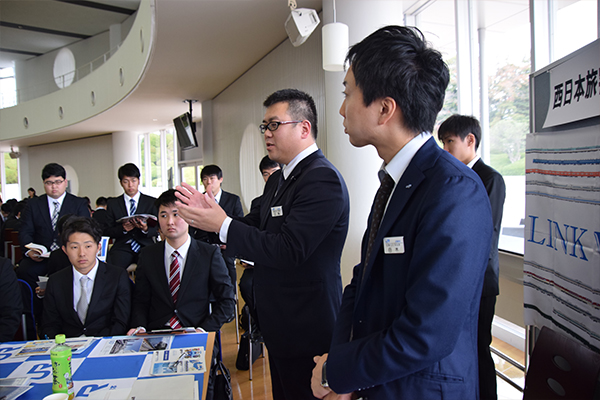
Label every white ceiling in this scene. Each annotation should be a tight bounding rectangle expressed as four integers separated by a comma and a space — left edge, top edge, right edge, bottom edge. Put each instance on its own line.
0, 0, 322, 147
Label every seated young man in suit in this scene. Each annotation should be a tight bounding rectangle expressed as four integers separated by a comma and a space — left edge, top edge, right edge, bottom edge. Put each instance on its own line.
128, 189, 235, 334
43, 217, 131, 338
191, 164, 243, 290
105, 163, 158, 269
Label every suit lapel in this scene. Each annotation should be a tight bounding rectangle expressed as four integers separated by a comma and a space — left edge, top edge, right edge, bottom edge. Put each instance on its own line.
61, 268, 81, 325
86, 262, 106, 322
116, 194, 128, 218
356, 139, 437, 300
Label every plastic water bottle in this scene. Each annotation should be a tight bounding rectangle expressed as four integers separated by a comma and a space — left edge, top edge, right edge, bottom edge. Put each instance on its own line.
50, 334, 74, 400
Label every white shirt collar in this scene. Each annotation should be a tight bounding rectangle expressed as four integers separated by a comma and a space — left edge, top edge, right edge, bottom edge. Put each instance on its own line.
282, 143, 318, 180
47, 191, 67, 210
467, 154, 480, 169
382, 132, 432, 184
214, 189, 222, 204
72, 259, 100, 282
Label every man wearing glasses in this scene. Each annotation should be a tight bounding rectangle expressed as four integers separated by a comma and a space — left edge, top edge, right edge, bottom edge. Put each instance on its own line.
175, 89, 350, 400
17, 162, 90, 334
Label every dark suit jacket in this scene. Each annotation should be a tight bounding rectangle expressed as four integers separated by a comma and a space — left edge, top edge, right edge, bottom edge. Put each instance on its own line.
192, 190, 243, 245
104, 193, 158, 250
131, 238, 235, 332
473, 159, 506, 297
92, 208, 110, 231
0, 257, 22, 341
19, 193, 90, 252
327, 138, 493, 398
227, 149, 350, 358
43, 261, 131, 338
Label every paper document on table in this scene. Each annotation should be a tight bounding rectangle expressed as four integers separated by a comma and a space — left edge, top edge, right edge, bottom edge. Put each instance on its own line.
88, 336, 173, 357
150, 347, 206, 376
128, 375, 196, 400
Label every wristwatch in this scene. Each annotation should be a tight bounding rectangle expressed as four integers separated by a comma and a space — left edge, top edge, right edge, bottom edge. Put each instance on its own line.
321, 361, 329, 388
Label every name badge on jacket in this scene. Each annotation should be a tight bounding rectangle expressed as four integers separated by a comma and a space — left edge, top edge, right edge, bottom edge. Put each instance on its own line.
384, 236, 404, 254
271, 206, 283, 217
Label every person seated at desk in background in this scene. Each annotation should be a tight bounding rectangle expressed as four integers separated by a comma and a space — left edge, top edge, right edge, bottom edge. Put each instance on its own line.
92, 196, 110, 231
191, 164, 243, 290
0, 256, 22, 342
105, 163, 158, 269
43, 217, 131, 338
128, 189, 235, 335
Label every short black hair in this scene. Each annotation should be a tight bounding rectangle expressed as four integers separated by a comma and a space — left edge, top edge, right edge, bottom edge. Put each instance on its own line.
346, 26, 449, 134
263, 89, 318, 139
200, 165, 223, 180
259, 156, 279, 173
118, 163, 141, 180
57, 214, 75, 234
155, 189, 178, 210
61, 217, 102, 244
437, 114, 482, 150
27, 187, 36, 194
42, 163, 66, 180
96, 196, 108, 207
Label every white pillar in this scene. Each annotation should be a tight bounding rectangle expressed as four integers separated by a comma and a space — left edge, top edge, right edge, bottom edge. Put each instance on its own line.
322, 0, 404, 285
112, 131, 138, 195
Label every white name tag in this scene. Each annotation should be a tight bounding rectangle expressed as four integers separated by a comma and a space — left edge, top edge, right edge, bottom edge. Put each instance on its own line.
271, 206, 283, 217
384, 236, 405, 254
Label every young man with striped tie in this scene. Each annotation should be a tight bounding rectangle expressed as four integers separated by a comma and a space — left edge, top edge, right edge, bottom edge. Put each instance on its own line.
105, 163, 158, 269
128, 189, 235, 335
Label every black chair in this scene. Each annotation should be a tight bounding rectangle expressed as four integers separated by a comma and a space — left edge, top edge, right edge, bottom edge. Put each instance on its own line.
16, 279, 36, 341
523, 326, 600, 399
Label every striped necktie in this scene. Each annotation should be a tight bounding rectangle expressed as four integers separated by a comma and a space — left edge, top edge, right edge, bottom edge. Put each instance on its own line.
50, 201, 60, 251
168, 250, 182, 329
129, 199, 141, 253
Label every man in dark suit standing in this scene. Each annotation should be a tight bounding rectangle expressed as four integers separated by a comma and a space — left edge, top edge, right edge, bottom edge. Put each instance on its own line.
175, 89, 350, 399
105, 163, 158, 269
17, 163, 90, 312
43, 217, 131, 338
439, 114, 506, 400
127, 189, 234, 334
191, 164, 243, 288
311, 26, 493, 399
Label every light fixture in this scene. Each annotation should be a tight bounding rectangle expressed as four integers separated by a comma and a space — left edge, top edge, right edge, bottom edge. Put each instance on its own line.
285, 0, 320, 47
322, 0, 348, 72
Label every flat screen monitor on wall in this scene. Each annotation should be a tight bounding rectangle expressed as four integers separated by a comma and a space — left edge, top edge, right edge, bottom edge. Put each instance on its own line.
173, 112, 198, 150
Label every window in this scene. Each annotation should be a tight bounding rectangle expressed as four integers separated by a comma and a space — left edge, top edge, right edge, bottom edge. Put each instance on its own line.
138, 128, 178, 197
1, 153, 20, 201
0, 67, 17, 109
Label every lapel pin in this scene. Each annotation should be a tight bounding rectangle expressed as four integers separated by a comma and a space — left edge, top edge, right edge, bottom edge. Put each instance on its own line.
405, 184, 412, 189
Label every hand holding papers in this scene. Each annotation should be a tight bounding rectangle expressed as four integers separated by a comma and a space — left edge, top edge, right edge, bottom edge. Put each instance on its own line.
25, 243, 51, 258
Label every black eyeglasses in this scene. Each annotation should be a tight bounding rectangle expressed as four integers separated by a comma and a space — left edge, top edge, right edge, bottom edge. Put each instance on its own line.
259, 120, 302, 134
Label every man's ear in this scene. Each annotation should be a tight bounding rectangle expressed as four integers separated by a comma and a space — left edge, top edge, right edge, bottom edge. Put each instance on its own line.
466, 133, 476, 147
299, 120, 312, 139
378, 97, 397, 125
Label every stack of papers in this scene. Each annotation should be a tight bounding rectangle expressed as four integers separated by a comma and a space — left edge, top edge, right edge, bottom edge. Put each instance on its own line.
0, 377, 33, 400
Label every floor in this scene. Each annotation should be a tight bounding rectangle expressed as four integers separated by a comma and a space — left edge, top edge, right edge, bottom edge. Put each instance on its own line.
220, 319, 526, 400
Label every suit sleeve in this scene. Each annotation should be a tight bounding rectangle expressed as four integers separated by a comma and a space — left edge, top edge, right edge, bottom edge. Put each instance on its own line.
231, 195, 244, 218
104, 198, 127, 239
42, 276, 63, 339
482, 171, 506, 240
19, 201, 36, 252
0, 259, 22, 341
327, 175, 492, 393
200, 247, 235, 332
108, 268, 132, 335
228, 166, 348, 269
74, 197, 91, 218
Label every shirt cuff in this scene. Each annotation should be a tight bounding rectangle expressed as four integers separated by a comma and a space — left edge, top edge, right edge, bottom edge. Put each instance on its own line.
219, 217, 232, 243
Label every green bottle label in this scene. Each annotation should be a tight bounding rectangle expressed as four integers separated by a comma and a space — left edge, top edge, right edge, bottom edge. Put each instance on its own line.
51, 344, 74, 399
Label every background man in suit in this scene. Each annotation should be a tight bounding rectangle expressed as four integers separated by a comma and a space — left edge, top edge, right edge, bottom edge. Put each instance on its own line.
127, 189, 234, 334
175, 89, 350, 400
43, 217, 131, 338
92, 196, 110, 231
17, 163, 90, 328
105, 163, 158, 269
0, 257, 22, 341
439, 114, 506, 400
191, 164, 243, 289
311, 26, 493, 399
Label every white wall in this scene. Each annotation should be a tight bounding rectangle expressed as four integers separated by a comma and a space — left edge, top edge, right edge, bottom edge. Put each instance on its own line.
210, 29, 326, 211
27, 134, 115, 202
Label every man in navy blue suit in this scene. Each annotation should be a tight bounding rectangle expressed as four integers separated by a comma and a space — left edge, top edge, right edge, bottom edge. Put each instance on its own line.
175, 89, 350, 400
311, 26, 493, 399
17, 163, 90, 329
439, 114, 506, 400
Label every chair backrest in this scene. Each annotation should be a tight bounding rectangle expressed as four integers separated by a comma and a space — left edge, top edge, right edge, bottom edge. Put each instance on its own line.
16, 279, 36, 341
97, 236, 110, 262
523, 326, 600, 399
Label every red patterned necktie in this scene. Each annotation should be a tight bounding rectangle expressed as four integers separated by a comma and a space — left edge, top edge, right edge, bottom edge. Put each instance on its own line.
168, 250, 182, 329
